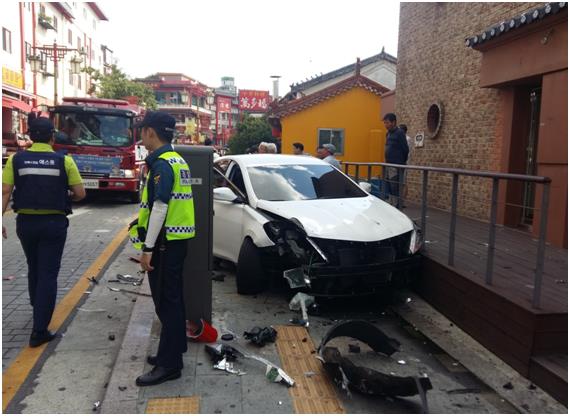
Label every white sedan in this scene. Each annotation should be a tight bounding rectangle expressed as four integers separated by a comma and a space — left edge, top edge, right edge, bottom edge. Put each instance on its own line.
213, 154, 422, 296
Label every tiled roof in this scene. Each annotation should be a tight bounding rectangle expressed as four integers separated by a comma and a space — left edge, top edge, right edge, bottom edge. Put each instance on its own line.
87, 3, 108, 21
271, 74, 390, 118
290, 49, 397, 93
466, 2, 567, 48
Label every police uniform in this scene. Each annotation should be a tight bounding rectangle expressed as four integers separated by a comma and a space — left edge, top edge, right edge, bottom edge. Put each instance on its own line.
129, 113, 195, 379
2, 118, 82, 345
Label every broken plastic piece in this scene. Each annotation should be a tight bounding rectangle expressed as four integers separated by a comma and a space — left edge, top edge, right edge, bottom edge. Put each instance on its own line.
397, 360, 406, 365
221, 333, 234, 341
213, 357, 246, 376
116, 274, 143, 286
283, 268, 310, 289
289, 293, 315, 327
304, 371, 316, 377
243, 326, 277, 347
205, 344, 244, 363
129, 256, 141, 264
88, 276, 99, 285
107, 286, 152, 297
317, 320, 400, 356
92, 400, 101, 411
3, 275, 15, 281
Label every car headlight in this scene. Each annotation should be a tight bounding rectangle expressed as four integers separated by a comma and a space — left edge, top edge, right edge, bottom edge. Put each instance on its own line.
263, 221, 285, 243
409, 223, 423, 254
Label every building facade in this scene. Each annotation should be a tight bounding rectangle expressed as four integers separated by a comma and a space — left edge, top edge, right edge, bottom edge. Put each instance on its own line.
138, 73, 213, 143
2, 2, 110, 157
396, 2, 567, 247
214, 76, 239, 145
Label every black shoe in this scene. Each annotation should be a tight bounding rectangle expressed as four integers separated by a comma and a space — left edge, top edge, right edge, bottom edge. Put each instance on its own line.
147, 355, 157, 366
29, 330, 56, 348
135, 366, 181, 386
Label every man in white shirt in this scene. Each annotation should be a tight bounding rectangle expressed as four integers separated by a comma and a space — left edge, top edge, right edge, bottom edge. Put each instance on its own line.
317, 143, 341, 169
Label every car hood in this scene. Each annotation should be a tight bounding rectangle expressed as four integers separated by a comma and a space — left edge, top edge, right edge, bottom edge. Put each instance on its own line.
256, 197, 414, 242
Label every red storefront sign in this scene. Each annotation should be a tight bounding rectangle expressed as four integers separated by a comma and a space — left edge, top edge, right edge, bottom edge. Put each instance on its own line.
216, 96, 232, 112
238, 90, 270, 112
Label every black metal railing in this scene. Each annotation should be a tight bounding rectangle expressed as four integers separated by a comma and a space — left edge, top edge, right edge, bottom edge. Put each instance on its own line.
342, 161, 553, 309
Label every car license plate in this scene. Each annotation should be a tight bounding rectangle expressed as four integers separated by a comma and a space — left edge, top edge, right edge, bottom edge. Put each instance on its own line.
83, 179, 99, 189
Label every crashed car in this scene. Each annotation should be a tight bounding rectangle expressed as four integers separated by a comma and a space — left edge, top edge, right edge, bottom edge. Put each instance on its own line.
213, 154, 422, 296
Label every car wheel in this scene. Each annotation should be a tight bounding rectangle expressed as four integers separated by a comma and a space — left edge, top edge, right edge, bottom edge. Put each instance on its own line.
236, 237, 267, 295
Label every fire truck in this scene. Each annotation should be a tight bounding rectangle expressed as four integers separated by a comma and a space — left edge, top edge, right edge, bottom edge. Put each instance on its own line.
49, 97, 148, 202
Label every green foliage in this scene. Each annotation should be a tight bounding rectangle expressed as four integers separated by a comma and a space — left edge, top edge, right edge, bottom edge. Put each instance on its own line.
84, 65, 158, 109
227, 115, 275, 154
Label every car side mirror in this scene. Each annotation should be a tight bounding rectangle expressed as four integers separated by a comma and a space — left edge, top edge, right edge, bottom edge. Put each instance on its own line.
214, 187, 243, 203
359, 182, 372, 193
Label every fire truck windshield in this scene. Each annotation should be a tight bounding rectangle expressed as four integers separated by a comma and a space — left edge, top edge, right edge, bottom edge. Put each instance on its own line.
54, 112, 133, 147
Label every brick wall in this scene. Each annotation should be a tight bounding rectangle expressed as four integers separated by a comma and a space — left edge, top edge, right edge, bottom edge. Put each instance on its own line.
396, 2, 541, 221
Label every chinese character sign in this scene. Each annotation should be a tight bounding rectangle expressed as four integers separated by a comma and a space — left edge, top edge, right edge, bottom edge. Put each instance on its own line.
217, 96, 232, 113
238, 90, 270, 112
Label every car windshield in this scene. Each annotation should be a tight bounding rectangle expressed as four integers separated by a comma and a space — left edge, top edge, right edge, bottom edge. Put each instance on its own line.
247, 164, 367, 201
54, 112, 133, 147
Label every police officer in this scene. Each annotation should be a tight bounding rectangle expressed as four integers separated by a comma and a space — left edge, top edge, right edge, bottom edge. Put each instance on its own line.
1, 117, 85, 347
129, 111, 195, 386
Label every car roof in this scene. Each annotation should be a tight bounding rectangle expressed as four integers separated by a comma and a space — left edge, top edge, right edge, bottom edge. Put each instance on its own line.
218, 154, 327, 167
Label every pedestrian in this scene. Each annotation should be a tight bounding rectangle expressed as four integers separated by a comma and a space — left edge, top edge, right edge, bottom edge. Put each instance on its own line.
128, 111, 196, 386
258, 142, 277, 154
317, 143, 341, 169
383, 113, 409, 206
399, 124, 413, 204
292, 142, 308, 156
1, 117, 85, 347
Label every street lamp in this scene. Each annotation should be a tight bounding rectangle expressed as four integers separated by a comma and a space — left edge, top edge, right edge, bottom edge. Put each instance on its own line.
28, 42, 78, 105
70, 55, 83, 75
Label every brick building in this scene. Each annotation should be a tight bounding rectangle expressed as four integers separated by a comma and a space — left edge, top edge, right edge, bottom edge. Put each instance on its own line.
395, 2, 567, 248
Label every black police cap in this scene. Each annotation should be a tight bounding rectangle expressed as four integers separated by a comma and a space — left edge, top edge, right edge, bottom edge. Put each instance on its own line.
134, 111, 176, 138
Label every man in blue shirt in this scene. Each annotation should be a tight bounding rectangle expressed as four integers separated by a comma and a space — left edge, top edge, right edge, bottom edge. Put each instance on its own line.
383, 113, 409, 207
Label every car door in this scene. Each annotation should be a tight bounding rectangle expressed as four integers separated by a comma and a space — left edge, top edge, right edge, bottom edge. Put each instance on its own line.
213, 160, 247, 263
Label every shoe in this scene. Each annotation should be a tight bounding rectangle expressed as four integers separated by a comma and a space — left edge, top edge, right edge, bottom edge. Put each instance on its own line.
29, 330, 56, 348
136, 366, 181, 387
147, 355, 157, 366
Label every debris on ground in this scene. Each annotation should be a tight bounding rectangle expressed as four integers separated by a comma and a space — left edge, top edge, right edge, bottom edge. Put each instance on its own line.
348, 344, 361, 353
107, 286, 152, 297
3, 275, 15, 281
87, 276, 99, 285
205, 343, 295, 387
317, 320, 431, 413
187, 319, 219, 343
129, 256, 141, 264
447, 388, 482, 394
528, 384, 537, 390
243, 326, 277, 347
289, 292, 315, 327
118, 386, 127, 391
78, 308, 107, 313
503, 382, 514, 390
397, 360, 407, 365
304, 371, 316, 377
221, 333, 234, 341
92, 401, 101, 411
116, 273, 144, 286
108, 333, 116, 341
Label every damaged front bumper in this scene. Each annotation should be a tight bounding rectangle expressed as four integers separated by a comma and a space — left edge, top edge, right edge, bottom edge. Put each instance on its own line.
284, 254, 422, 297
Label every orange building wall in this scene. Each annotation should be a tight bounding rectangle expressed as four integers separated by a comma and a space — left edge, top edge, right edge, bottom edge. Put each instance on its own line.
280, 88, 387, 170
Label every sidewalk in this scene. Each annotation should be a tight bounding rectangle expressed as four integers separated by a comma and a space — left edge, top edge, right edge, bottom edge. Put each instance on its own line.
8, 241, 567, 413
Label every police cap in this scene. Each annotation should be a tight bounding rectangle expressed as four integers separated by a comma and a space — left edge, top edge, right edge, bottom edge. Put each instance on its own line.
135, 111, 176, 141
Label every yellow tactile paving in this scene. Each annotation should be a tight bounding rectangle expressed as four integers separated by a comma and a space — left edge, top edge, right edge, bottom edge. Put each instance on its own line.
2, 224, 131, 412
275, 325, 345, 414
145, 396, 200, 414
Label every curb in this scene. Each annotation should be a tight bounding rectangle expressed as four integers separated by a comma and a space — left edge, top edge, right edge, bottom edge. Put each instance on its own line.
100, 277, 154, 414
392, 290, 567, 414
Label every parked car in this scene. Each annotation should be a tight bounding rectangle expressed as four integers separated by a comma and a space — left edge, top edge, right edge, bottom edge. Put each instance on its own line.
213, 154, 422, 297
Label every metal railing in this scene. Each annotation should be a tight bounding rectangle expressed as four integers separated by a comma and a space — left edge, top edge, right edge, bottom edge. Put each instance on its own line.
342, 161, 552, 309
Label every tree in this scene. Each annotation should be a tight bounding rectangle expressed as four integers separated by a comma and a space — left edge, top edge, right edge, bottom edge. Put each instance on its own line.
84, 65, 158, 109
227, 115, 275, 154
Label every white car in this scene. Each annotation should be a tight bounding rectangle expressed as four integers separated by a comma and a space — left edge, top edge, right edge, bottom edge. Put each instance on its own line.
213, 154, 422, 296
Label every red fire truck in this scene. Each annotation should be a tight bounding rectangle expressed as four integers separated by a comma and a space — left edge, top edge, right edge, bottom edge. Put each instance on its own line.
49, 97, 147, 202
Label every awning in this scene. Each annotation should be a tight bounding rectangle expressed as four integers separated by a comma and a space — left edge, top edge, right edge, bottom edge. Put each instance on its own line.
2, 84, 35, 98
2, 96, 33, 113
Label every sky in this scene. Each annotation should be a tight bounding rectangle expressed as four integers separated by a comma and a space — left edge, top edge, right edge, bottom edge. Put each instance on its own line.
97, 0, 400, 94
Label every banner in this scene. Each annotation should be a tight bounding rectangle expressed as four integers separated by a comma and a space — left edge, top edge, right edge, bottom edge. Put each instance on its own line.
216, 96, 232, 113
238, 90, 270, 112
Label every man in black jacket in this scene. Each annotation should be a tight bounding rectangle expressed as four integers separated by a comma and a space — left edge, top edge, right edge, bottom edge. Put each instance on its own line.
383, 113, 408, 206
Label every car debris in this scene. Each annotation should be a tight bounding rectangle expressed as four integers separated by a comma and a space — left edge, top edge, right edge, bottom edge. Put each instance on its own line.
108, 333, 115, 341
397, 360, 407, 365
107, 286, 152, 297
92, 401, 101, 411
3, 275, 15, 281
317, 320, 432, 412
289, 292, 315, 327
221, 333, 234, 341
129, 256, 141, 264
213, 357, 247, 376
283, 268, 310, 289
78, 308, 106, 313
503, 382, 514, 390
205, 343, 295, 387
116, 274, 144, 286
87, 276, 99, 285
243, 326, 277, 347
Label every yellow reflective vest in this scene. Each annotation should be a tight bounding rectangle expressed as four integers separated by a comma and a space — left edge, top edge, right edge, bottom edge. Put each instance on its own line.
130, 151, 195, 250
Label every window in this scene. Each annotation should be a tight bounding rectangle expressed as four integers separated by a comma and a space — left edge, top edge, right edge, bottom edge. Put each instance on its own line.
68, 29, 72, 44
39, 52, 48, 71
77, 36, 81, 51
69, 69, 73, 86
52, 16, 58, 30
2, 28, 12, 53
78, 74, 82, 90
25, 42, 32, 61
318, 128, 345, 155
192, 96, 198, 106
